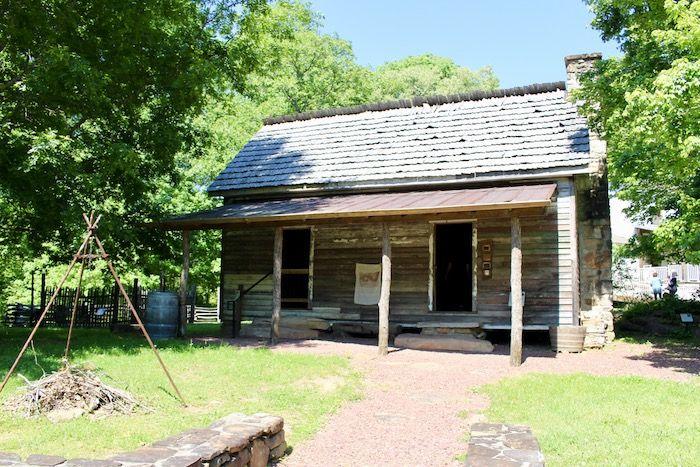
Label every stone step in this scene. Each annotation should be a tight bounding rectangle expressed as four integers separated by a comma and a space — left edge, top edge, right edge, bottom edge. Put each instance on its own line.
466, 423, 544, 466
394, 333, 494, 353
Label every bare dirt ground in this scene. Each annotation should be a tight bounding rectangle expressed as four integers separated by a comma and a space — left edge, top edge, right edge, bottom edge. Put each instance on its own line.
207, 337, 699, 467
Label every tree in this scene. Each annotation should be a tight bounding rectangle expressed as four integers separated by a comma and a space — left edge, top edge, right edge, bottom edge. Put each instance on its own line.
243, 0, 375, 114
373, 54, 499, 100
0, 0, 266, 262
578, 0, 700, 262
0, 0, 268, 306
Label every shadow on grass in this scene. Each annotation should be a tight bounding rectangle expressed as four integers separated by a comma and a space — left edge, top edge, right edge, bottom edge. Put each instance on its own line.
0, 326, 207, 382
618, 334, 700, 377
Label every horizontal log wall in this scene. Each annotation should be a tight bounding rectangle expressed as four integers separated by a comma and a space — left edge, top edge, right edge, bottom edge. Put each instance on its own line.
220, 178, 575, 327
220, 227, 274, 332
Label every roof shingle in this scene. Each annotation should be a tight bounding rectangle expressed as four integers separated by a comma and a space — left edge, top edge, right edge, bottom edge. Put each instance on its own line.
209, 82, 590, 194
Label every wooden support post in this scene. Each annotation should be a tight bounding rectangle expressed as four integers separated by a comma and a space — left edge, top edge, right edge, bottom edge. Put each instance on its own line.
270, 227, 283, 344
178, 230, 190, 337
378, 223, 391, 356
510, 216, 523, 367
218, 232, 227, 336
234, 284, 243, 338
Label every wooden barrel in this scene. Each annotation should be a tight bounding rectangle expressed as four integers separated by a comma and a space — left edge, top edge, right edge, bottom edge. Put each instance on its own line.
549, 325, 586, 352
145, 291, 179, 339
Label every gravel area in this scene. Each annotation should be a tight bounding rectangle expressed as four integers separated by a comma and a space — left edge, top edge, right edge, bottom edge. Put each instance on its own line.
264, 338, 699, 467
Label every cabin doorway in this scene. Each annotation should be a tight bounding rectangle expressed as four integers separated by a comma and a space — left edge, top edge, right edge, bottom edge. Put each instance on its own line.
434, 223, 473, 312
281, 228, 312, 309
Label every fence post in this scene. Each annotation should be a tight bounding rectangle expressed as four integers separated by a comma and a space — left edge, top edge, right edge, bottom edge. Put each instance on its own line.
110, 282, 119, 331
39, 273, 46, 321
30, 272, 35, 311
37, 272, 46, 323
132, 278, 139, 319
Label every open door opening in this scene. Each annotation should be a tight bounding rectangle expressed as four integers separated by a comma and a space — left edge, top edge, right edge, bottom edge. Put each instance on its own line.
281, 228, 311, 309
434, 223, 473, 312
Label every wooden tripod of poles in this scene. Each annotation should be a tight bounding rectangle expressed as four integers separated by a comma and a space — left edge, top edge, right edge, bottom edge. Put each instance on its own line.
0, 213, 186, 406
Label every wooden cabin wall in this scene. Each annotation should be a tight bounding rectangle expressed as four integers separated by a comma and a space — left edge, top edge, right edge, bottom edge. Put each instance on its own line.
219, 178, 576, 327
220, 227, 274, 331
476, 179, 575, 325
313, 222, 431, 320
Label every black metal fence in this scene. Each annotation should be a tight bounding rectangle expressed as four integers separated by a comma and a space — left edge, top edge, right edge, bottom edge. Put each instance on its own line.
3, 284, 147, 329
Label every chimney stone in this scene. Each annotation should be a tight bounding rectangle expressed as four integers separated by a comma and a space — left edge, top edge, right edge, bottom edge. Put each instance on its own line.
565, 53, 602, 90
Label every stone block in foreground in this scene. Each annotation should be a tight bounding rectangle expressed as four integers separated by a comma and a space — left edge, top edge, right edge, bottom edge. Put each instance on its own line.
466, 423, 544, 466
394, 333, 494, 353
4, 413, 285, 467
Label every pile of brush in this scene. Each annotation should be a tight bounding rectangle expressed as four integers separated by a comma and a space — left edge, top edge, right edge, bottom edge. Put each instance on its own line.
3, 365, 144, 421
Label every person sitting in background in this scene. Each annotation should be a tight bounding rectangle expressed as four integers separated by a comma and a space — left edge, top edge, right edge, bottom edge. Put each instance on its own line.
667, 272, 678, 297
650, 272, 663, 300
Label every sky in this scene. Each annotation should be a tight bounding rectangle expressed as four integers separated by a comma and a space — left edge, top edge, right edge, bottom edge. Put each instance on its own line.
309, 0, 621, 88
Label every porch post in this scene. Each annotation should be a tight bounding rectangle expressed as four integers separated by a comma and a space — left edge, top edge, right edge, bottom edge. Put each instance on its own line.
378, 223, 391, 356
510, 216, 523, 366
270, 226, 283, 344
178, 229, 190, 337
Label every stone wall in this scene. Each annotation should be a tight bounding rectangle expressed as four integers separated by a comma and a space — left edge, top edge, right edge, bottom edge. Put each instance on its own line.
0, 413, 285, 467
566, 53, 615, 348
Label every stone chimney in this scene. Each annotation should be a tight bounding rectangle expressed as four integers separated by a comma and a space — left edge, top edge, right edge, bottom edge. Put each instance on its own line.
564, 52, 614, 346
564, 53, 602, 90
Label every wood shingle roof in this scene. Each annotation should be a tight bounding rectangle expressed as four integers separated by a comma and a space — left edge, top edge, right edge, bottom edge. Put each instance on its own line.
209, 82, 591, 195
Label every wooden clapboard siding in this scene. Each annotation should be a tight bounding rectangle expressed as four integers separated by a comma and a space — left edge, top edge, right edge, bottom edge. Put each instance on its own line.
220, 178, 576, 327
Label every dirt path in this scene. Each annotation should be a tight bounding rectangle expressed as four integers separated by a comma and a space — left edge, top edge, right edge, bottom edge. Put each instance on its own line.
269, 339, 698, 467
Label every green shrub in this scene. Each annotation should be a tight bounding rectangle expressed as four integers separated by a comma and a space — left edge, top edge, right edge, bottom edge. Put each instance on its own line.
618, 296, 700, 321
614, 297, 700, 340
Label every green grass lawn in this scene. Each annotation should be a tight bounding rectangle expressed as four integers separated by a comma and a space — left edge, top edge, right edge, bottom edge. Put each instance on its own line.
0, 326, 361, 458
479, 373, 700, 467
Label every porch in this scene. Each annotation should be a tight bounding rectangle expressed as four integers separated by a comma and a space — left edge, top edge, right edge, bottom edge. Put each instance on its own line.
159, 182, 575, 366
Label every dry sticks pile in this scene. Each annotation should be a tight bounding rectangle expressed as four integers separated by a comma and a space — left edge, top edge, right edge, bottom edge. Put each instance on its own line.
3, 365, 145, 421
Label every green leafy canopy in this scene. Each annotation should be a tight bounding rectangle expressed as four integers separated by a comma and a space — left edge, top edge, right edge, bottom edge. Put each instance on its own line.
0, 0, 267, 303
578, 0, 700, 263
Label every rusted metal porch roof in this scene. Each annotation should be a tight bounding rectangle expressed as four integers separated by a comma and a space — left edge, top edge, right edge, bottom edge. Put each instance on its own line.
156, 183, 557, 229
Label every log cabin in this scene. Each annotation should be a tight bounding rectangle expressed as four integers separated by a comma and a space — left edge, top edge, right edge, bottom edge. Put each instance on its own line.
160, 54, 615, 363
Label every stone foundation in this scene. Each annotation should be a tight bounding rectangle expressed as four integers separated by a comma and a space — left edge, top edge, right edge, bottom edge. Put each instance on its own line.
0, 413, 285, 467
581, 306, 615, 348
